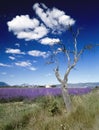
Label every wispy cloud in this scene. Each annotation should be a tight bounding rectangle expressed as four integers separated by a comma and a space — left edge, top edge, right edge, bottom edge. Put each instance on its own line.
0, 63, 11, 67
33, 60, 37, 63
15, 61, 37, 71
46, 73, 52, 77
7, 15, 48, 41
28, 50, 49, 58
9, 56, 15, 60
1, 72, 7, 75
15, 61, 31, 67
6, 48, 25, 55
15, 43, 20, 47
29, 67, 37, 71
40, 37, 60, 46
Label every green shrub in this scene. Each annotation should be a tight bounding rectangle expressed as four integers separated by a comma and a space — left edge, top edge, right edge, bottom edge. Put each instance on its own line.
48, 99, 61, 116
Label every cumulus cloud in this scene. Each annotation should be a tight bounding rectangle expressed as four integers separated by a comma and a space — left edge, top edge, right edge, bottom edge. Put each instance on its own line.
33, 3, 75, 33
7, 3, 75, 44
15, 61, 37, 71
40, 37, 60, 45
16, 24, 48, 41
0, 63, 11, 67
7, 15, 39, 32
28, 50, 49, 58
9, 56, 15, 60
7, 15, 48, 41
6, 48, 25, 55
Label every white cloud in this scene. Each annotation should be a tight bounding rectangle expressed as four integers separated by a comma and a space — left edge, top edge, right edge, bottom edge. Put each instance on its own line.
15, 61, 31, 67
40, 37, 60, 45
15, 43, 20, 47
33, 3, 75, 33
0, 63, 10, 67
7, 15, 39, 32
6, 48, 25, 55
41, 3, 48, 9
57, 48, 62, 51
29, 67, 37, 71
7, 15, 48, 41
54, 47, 63, 54
16, 24, 48, 41
7, 3, 75, 43
9, 56, 15, 60
15, 61, 37, 71
28, 50, 48, 58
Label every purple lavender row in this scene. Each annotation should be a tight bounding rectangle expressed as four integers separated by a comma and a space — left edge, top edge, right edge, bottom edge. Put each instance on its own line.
0, 87, 92, 100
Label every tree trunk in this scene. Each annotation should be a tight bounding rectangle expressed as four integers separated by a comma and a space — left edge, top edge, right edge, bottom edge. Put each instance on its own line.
54, 67, 72, 112
61, 84, 72, 112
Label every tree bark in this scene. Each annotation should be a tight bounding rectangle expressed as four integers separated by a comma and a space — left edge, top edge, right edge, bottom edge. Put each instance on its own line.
54, 68, 72, 113
61, 84, 72, 112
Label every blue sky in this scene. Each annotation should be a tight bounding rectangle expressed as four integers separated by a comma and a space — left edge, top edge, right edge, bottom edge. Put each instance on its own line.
0, 0, 99, 85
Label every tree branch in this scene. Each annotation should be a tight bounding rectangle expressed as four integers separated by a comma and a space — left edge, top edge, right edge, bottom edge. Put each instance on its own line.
58, 42, 71, 67
77, 48, 85, 59
54, 67, 63, 84
63, 27, 80, 82
64, 57, 78, 82
65, 50, 71, 67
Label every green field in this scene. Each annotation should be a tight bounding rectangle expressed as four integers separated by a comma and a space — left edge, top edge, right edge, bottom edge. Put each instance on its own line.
0, 88, 99, 130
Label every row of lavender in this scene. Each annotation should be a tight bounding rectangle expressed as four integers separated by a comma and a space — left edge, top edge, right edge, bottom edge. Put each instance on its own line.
0, 87, 92, 100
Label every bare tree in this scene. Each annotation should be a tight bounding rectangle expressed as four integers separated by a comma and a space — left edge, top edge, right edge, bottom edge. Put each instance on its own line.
47, 26, 96, 112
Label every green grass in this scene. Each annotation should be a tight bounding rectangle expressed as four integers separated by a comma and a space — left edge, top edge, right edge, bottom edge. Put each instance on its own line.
0, 88, 99, 130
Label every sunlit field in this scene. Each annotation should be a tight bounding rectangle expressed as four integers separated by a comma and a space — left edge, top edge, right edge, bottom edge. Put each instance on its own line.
0, 87, 99, 130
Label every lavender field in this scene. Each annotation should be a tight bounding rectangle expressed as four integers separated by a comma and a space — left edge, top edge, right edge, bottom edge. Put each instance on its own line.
0, 87, 92, 100
0, 87, 98, 130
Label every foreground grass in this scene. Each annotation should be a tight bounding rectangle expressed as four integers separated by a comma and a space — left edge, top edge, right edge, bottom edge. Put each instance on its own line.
0, 88, 99, 130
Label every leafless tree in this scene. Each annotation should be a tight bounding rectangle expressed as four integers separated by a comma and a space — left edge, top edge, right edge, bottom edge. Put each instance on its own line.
47, 26, 97, 112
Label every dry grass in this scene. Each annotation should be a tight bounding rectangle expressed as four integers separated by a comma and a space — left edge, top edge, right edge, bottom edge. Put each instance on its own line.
0, 88, 99, 130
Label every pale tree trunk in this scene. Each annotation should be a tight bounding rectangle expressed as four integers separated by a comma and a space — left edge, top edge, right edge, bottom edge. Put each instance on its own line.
61, 83, 72, 112
55, 68, 72, 112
